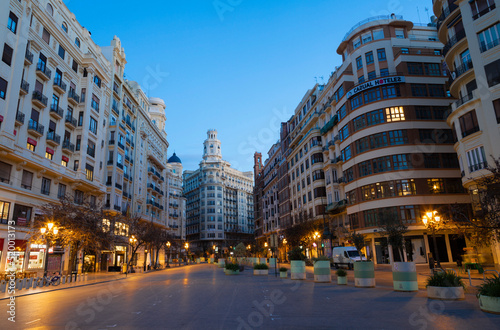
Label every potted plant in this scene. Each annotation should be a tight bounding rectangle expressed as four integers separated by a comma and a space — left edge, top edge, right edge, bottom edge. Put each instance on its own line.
426, 271, 465, 300
477, 275, 500, 314
313, 256, 331, 283
253, 263, 269, 276
279, 267, 288, 278
350, 232, 375, 288
289, 247, 306, 280
224, 263, 240, 275
336, 268, 347, 285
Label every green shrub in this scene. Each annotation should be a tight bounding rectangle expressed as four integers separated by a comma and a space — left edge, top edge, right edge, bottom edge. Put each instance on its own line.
254, 263, 269, 270
288, 247, 305, 261
305, 259, 314, 267
279, 267, 288, 272
313, 256, 331, 262
225, 263, 240, 271
426, 271, 465, 288
336, 269, 347, 277
477, 275, 500, 297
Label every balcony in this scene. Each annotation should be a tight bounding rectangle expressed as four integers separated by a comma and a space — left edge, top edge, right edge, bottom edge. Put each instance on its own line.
20, 80, 29, 95
119, 123, 126, 132
65, 114, 77, 129
36, 62, 51, 81
443, 30, 466, 57
62, 140, 75, 153
46, 131, 61, 146
326, 199, 347, 214
24, 49, 33, 66
320, 115, 338, 135
125, 154, 130, 162
15, 112, 25, 126
32, 91, 48, 108
115, 183, 122, 190
449, 60, 473, 85
109, 139, 115, 145
436, 3, 458, 32
480, 37, 500, 53
107, 159, 113, 165
27, 119, 44, 137
114, 205, 121, 211
68, 90, 80, 105
328, 140, 335, 150
117, 141, 125, 150
461, 126, 480, 138
87, 146, 95, 158
112, 104, 119, 116
472, 3, 496, 20
49, 103, 64, 119
453, 92, 475, 111
116, 163, 124, 170
53, 77, 67, 94
469, 161, 488, 173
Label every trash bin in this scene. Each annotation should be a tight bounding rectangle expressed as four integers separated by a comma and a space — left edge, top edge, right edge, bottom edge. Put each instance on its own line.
122, 264, 127, 273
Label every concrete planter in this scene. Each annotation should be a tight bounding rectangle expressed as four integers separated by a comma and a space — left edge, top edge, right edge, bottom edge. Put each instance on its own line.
337, 276, 347, 285
218, 258, 226, 268
314, 260, 331, 283
253, 269, 269, 276
354, 261, 375, 288
392, 262, 418, 292
479, 295, 500, 314
225, 269, 239, 275
280, 271, 287, 278
427, 286, 465, 300
291, 260, 306, 280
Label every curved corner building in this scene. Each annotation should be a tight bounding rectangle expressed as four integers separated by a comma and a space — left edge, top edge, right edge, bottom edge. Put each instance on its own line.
320, 15, 472, 264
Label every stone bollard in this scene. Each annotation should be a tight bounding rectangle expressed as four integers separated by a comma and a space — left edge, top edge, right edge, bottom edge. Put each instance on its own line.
22, 278, 27, 289
0, 279, 6, 293
16, 278, 23, 290
62, 275, 66, 284
32, 277, 38, 288
85, 273, 88, 281
26, 277, 33, 289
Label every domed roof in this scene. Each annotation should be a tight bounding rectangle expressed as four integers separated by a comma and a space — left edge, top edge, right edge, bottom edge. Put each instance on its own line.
168, 152, 182, 164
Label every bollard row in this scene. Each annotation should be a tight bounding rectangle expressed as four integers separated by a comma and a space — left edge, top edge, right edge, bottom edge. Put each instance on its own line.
0, 273, 89, 293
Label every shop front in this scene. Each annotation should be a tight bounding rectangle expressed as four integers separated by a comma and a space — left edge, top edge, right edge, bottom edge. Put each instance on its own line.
5, 240, 27, 273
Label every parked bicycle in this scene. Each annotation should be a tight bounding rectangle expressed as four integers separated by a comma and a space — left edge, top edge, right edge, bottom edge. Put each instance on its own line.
44, 272, 61, 286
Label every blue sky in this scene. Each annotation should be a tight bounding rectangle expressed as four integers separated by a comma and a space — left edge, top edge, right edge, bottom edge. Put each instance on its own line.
65, 0, 428, 172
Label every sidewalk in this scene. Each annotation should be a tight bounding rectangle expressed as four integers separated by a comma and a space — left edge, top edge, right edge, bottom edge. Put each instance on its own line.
0, 263, 191, 300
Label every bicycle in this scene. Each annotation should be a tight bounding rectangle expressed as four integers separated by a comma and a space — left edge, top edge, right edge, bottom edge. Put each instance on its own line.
44, 272, 61, 286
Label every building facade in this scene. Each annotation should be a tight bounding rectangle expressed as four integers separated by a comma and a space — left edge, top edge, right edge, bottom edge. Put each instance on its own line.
433, 0, 500, 264
183, 129, 254, 255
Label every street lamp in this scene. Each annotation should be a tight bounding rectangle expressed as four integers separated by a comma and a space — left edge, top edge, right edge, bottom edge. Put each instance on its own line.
184, 242, 189, 263
40, 222, 58, 277
422, 211, 442, 269
313, 231, 320, 257
166, 241, 171, 267
283, 239, 288, 262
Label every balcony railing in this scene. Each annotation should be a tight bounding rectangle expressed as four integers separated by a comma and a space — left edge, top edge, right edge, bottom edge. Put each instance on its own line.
68, 90, 80, 104
449, 60, 473, 84
50, 103, 64, 118
469, 161, 488, 173
20, 80, 29, 94
15, 111, 25, 125
32, 91, 48, 106
28, 119, 44, 135
62, 140, 75, 152
472, 3, 496, 20
53, 77, 67, 92
36, 62, 52, 79
437, 3, 458, 31
117, 163, 124, 170
47, 131, 61, 144
115, 183, 122, 190
87, 146, 95, 157
25, 49, 33, 64
320, 115, 338, 135
117, 142, 124, 150
65, 114, 77, 127
454, 92, 475, 109
443, 30, 466, 56
461, 126, 480, 138
480, 37, 500, 53
109, 139, 115, 145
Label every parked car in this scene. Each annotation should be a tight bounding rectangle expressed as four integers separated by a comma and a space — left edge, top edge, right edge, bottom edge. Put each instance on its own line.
332, 246, 365, 269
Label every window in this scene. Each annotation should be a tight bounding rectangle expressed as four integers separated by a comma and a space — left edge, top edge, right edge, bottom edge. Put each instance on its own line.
74, 160, 79, 171
46, 3, 54, 15
341, 146, 351, 161
425, 63, 441, 76
41, 177, 51, 195
407, 62, 423, 75
61, 22, 68, 33
373, 29, 384, 40
89, 117, 97, 134
72, 59, 78, 73
362, 33, 372, 44
428, 84, 445, 97
365, 51, 374, 65
75, 38, 81, 48
91, 94, 100, 111
20, 170, 33, 190
478, 23, 500, 52
0, 201, 10, 224
385, 107, 405, 122
27, 139, 36, 152
340, 125, 349, 141
366, 109, 385, 126
395, 29, 405, 39
93, 75, 102, 88
493, 98, 500, 123
45, 148, 53, 160
61, 157, 68, 167
485, 59, 500, 87
76, 135, 81, 151
358, 76, 365, 84
0, 77, 7, 99
12, 204, 32, 226
351, 94, 363, 110
393, 154, 410, 170
87, 140, 95, 157
411, 84, 428, 97
0, 161, 12, 183
58, 184, 66, 199
353, 38, 361, 49
466, 146, 487, 172
57, 45, 66, 60
401, 47, 409, 54
359, 161, 372, 177
377, 48, 386, 61
78, 111, 84, 126
364, 88, 381, 103
380, 68, 389, 77
74, 190, 84, 204
459, 110, 480, 137
368, 71, 376, 80
7, 12, 18, 34
470, 0, 496, 20
388, 130, 408, 145
338, 104, 347, 120
2, 44, 13, 66
415, 106, 432, 119
356, 56, 363, 69
85, 164, 94, 181
42, 28, 50, 44
382, 85, 400, 98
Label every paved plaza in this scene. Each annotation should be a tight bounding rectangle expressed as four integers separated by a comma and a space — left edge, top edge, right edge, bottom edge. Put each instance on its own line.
2, 264, 499, 329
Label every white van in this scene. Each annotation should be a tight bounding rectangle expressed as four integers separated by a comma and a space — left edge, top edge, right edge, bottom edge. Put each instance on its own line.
332, 246, 365, 269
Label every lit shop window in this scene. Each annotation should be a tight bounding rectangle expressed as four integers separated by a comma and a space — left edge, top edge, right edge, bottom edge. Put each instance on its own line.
385, 107, 405, 122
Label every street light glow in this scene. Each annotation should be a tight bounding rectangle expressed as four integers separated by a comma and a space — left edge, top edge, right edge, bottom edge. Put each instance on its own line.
40, 227, 46, 235
47, 222, 54, 230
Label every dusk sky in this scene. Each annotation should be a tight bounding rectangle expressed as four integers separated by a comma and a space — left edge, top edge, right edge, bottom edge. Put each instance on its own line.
65, 0, 428, 173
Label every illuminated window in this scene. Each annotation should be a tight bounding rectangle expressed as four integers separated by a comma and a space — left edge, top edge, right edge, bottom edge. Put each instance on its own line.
385, 107, 405, 122
102, 219, 110, 232
61, 159, 68, 167
45, 151, 53, 160
27, 141, 36, 152
428, 179, 445, 193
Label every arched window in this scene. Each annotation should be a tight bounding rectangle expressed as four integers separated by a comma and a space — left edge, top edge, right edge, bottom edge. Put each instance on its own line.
46, 3, 53, 16
61, 22, 68, 33
75, 37, 80, 48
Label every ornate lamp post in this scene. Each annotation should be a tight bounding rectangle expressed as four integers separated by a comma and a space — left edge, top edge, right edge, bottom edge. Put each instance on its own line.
40, 222, 58, 277
184, 242, 189, 264
422, 211, 442, 269
128, 236, 137, 274
166, 241, 171, 267
313, 231, 320, 257
282, 239, 288, 262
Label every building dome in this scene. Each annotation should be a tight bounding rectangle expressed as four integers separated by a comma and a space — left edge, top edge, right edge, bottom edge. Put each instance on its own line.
168, 152, 182, 164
